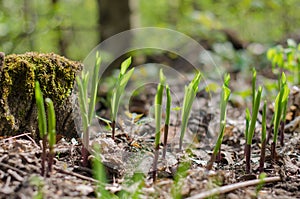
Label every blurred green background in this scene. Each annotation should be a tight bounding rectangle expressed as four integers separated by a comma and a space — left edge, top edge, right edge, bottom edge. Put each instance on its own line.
0, 0, 299, 61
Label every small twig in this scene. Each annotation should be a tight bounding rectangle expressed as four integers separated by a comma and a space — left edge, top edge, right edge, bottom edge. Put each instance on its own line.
284, 115, 300, 131
73, 165, 93, 175
2, 176, 12, 194
186, 176, 281, 199
0, 133, 39, 148
7, 169, 24, 181
53, 165, 98, 183
0, 162, 27, 176
5, 175, 11, 188
0, 133, 31, 143
24, 133, 39, 148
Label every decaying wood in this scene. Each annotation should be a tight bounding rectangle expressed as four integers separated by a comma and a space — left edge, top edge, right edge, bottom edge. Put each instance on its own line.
0, 52, 82, 139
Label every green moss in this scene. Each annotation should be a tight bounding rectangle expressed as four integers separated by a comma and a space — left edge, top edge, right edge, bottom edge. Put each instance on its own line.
0, 52, 82, 138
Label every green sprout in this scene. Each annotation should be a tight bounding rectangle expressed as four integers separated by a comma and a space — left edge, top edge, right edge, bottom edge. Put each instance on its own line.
92, 146, 115, 199
171, 160, 190, 199
280, 93, 288, 147
259, 100, 267, 173
244, 108, 251, 146
267, 39, 300, 85
76, 72, 89, 134
179, 72, 201, 150
118, 173, 145, 199
162, 85, 171, 159
245, 86, 262, 173
35, 81, 47, 176
152, 69, 166, 182
45, 98, 56, 174
35, 81, 56, 176
256, 172, 267, 197
243, 108, 251, 158
111, 57, 134, 140
206, 74, 231, 170
252, 68, 257, 108
271, 72, 289, 160
76, 52, 101, 167
30, 175, 44, 199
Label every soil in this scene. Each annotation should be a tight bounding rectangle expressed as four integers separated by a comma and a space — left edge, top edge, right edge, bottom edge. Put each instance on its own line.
0, 65, 300, 199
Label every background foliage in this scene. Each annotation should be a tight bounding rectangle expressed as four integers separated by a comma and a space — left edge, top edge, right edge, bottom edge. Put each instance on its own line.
0, 0, 299, 60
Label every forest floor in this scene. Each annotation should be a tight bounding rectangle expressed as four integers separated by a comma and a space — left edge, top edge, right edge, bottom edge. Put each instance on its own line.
0, 66, 300, 199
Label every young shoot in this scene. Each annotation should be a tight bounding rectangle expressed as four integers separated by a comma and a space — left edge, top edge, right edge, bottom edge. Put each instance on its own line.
45, 98, 56, 174
280, 96, 288, 147
117, 172, 145, 198
259, 100, 267, 173
171, 160, 190, 199
111, 57, 134, 140
245, 86, 262, 173
243, 108, 251, 157
244, 108, 251, 145
35, 81, 47, 176
35, 82, 57, 176
162, 85, 171, 159
179, 72, 201, 151
256, 172, 267, 197
153, 69, 165, 182
271, 72, 289, 159
92, 146, 114, 198
252, 68, 257, 108
206, 74, 231, 170
76, 52, 101, 166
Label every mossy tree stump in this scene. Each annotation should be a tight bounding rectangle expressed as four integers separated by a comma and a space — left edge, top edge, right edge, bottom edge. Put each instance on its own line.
0, 52, 82, 139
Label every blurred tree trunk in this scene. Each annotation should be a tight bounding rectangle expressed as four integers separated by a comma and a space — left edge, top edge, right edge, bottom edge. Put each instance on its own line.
96, 0, 131, 73
51, 0, 68, 56
97, 0, 131, 42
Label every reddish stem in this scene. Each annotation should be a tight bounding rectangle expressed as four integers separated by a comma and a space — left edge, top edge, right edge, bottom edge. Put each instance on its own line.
81, 145, 89, 167
271, 142, 276, 160
206, 153, 217, 171
82, 126, 90, 167
162, 124, 169, 159
152, 145, 160, 183
217, 145, 222, 162
245, 144, 251, 174
47, 151, 54, 176
112, 120, 116, 140
279, 121, 285, 147
41, 135, 47, 177
266, 125, 273, 144
259, 139, 266, 173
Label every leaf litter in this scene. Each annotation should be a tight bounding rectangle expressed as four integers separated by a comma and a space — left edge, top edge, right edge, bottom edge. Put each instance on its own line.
0, 70, 300, 198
